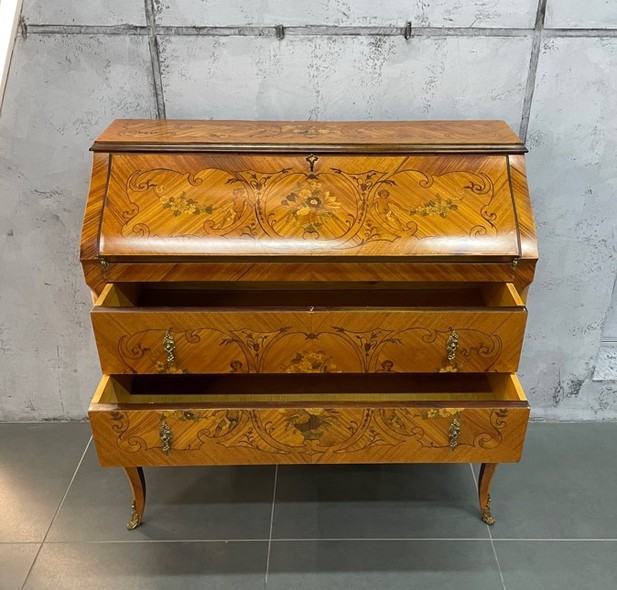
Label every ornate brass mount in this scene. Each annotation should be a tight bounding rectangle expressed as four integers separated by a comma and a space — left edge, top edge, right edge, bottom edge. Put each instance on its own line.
306, 154, 319, 172
127, 500, 141, 530
163, 330, 176, 367
445, 329, 459, 372
448, 415, 461, 449
159, 417, 172, 454
481, 493, 496, 525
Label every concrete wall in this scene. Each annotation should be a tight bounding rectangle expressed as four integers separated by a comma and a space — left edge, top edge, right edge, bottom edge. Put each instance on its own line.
1, 1, 616, 421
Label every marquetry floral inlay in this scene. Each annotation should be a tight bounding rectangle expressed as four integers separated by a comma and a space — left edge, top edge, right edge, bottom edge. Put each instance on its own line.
284, 350, 340, 373
284, 409, 339, 442
116, 158, 505, 252
280, 176, 341, 234
160, 192, 214, 217
116, 324, 504, 374
410, 195, 459, 218
108, 407, 514, 457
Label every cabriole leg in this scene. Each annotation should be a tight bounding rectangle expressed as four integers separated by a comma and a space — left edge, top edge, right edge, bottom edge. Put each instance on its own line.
478, 463, 498, 525
124, 467, 146, 530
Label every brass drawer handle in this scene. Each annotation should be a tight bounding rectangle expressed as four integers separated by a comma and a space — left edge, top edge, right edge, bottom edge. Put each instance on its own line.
159, 418, 172, 454
163, 330, 176, 367
448, 415, 461, 449
445, 329, 459, 372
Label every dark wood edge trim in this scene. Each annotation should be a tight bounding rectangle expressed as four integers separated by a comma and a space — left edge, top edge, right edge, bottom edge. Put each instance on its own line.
85, 254, 523, 263
79, 153, 110, 260
506, 155, 523, 261
91, 305, 527, 313
90, 400, 530, 411
508, 154, 539, 259
90, 142, 527, 154
95, 154, 113, 259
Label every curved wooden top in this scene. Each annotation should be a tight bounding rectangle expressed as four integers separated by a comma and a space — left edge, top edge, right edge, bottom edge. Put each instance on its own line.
92, 119, 526, 154
81, 121, 537, 274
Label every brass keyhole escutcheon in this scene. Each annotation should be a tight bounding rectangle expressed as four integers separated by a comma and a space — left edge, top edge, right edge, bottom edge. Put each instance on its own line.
159, 418, 172, 454
163, 330, 176, 367
306, 154, 319, 172
445, 329, 459, 372
448, 415, 461, 449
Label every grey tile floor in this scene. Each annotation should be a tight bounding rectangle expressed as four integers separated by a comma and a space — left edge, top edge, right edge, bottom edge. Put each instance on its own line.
1, 422, 616, 589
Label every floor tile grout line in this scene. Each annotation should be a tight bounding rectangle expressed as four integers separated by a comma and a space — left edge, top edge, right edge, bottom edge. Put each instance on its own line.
489, 533, 507, 590
269, 537, 492, 542
469, 464, 507, 590
492, 538, 617, 542
16, 537, 617, 545
20, 435, 92, 590
265, 465, 278, 585
469, 462, 480, 494
40, 539, 271, 544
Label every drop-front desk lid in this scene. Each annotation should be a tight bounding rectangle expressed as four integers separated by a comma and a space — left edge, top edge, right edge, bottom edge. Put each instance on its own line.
88, 119, 530, 261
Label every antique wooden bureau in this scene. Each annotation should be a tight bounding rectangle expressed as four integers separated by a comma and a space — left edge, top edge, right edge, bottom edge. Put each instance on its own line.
80, 119, 538, 529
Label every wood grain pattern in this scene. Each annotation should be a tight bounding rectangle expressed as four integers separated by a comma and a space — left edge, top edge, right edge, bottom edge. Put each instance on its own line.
89, 374, 530, 467
93, 119, 525, 153
82, 258, 537, 300
99, 153, 520, 259
92, 284, 527, 375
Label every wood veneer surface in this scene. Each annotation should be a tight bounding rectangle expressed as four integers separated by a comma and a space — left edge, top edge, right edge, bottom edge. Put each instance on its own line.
93, 119, 524, 152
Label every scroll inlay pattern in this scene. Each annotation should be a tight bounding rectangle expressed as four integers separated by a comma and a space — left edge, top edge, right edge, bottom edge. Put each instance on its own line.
108, 407, 511, 458
115, 324, 504, 374
110, 157, 506, 252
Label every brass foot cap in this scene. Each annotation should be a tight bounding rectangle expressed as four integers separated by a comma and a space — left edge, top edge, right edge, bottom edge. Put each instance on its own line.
481, 511, 496, 526
127, 517, 142, 530
127, 500, 142, 530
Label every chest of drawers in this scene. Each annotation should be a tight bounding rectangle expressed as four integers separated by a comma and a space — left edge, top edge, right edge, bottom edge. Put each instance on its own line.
81, 119, 537, 529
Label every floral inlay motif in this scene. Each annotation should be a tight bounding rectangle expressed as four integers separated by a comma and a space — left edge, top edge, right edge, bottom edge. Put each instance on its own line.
160, 191, 214, 217
409, 195, 459, 218
155, 360, 188, 374
109, 407, 514, 457
284, 409, 339, 442
376, 359, 396, 372
220, 327, 292, 373
117, 324, 504, 375
120, 162, 504, 250
284, 350, 340, 373
280, 175, 341, 233
229, 360, 246, 373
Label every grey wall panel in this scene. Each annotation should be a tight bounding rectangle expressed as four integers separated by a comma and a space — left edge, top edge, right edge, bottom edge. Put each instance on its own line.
0, 34, 156, 420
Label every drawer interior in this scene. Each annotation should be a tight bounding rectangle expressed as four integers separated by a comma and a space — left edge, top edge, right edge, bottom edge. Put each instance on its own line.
95, 281, 524, 310
92, 373, 528, 406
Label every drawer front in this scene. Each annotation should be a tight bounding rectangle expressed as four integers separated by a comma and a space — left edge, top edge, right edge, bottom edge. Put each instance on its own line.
92, 308, 526, 374
90, 402, 529, 467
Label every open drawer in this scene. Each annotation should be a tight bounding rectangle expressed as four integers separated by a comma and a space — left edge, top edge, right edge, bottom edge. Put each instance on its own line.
89, 372, 530, 467
92, 282, 527, 374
